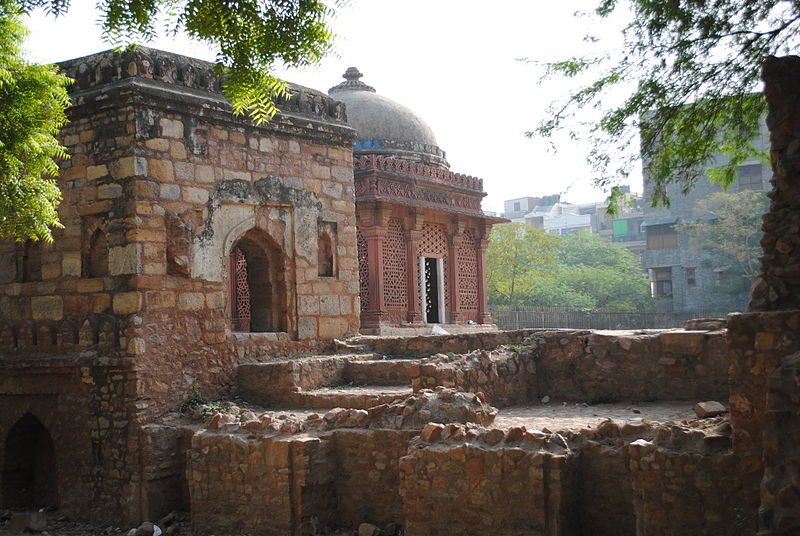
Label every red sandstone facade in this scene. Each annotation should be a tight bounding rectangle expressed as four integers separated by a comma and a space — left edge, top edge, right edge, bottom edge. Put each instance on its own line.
329, 68, 503, 332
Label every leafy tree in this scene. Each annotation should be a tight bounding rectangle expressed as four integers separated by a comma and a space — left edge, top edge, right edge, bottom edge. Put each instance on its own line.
542, 232, 652, 310
0, 0, 338, 241
24, 0, 339, 123
486, 223, 559, 305
531, 1, 798, 209
0, 1, 69, 241
679, 189, 768, 281
487, 226, 651, 310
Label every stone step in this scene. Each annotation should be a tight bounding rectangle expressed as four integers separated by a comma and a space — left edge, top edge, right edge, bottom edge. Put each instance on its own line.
289, 385, 413, 410
236, 355, 416, 406
341, 359, 420, 386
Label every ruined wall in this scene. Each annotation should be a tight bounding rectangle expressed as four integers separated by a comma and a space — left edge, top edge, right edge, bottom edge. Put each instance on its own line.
411, 329, 728, 404
187, 432, 333, 536
717, 55, 800, 535
332, 429, 416, 530
353, 328, 537, 357
398, 427, 577, 536
751, 55, 800, 311
628, 425, 753, 535
0, 357, 139, 524
186, 428, 416, 536
758, 351, 800, 534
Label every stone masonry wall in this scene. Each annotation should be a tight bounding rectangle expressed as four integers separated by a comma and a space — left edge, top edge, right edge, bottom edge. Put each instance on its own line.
0, 96, 135, 357
187, 428, 415, 536
758, 351, 800, 535
332, 429, 417, 530
628, 425, 754, 535
751, 55, 800, 311
411, 329, 728, 405
47, 47, 362, 418
187, 431, 332, 536
0, 357, 139, 524
398, 429, 577, 536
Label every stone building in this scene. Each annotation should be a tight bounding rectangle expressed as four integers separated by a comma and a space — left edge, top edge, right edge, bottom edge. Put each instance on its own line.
329, 68, 503, 332
0, 47, 362, 521
3, 46, 798, 536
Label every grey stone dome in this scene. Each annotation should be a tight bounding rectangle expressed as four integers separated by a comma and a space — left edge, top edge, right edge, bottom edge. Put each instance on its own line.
329, 67, 448, 169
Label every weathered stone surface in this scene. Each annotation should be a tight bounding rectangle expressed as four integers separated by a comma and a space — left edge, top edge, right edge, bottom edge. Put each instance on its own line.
408, 328, 729, 404
694, 400, 727, 418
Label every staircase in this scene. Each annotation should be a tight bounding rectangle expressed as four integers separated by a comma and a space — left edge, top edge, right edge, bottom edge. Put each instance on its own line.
236, 354, 420, 410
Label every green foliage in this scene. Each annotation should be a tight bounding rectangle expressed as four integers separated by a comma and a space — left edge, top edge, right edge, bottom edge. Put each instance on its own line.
179, 388, 226, 418
530, 1, 797, 207
21, 0, 340, 125
487, 227, 652, 310
678, 189, 768, 281
0, 1, 70, 242
1, 0, 339, 239
486, 223, 559, 305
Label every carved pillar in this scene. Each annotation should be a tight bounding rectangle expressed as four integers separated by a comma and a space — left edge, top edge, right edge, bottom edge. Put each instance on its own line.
447, 218, 465, 324
405, 211, 425, 323
361, 227, 387, 327
359, 203, 391, 328
476, 223, 492, 324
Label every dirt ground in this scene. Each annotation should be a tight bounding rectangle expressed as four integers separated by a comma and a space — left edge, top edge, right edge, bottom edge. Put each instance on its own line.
493, 400, 698, 431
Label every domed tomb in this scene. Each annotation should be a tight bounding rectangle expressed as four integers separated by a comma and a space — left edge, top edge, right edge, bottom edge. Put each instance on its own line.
329, 67, 448, 169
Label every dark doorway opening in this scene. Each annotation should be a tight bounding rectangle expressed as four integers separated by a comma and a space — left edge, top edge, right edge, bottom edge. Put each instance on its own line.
424, 257, 440, 323
2, 414, 58, 509
229, 232, 287, 333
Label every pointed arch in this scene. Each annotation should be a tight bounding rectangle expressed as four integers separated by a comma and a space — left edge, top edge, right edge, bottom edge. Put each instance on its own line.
2, 413, 58, 508
228, 229, 288, 333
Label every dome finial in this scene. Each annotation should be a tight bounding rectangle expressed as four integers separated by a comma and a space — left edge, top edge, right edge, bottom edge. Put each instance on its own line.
343, 67, 363, 81
329, 66, 376, 93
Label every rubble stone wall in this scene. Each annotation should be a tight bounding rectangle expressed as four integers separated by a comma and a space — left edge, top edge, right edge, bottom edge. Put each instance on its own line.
398, 435, 577, 536
411, 329, 728, 404
0, 357, 139, 524
628, 429, 754, 535
759, 351, 800, 534
186, 428, 415, 536
353, 329, 538, 357
136, 424, 194, 521
751, 55, 800, 311
332, 429, 417, 529
577, 439, 636, 535
187, 431, 333, 536
727, 312, 800, 455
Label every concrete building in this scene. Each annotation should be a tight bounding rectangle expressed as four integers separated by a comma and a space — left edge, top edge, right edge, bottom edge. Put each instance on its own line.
502, 195, 560, 222
501, 188, 645, 254
641, 124, 770, 313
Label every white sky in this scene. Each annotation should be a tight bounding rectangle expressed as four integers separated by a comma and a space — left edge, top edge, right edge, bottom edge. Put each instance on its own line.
24, 0, 641, 214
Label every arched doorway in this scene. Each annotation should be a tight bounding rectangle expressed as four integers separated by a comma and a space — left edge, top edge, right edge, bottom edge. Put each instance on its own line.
229, 231, 287, 333
2, 414, 58, 508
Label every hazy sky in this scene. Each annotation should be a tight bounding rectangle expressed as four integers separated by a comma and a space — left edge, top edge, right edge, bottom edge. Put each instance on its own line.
24, 0, 639, 214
